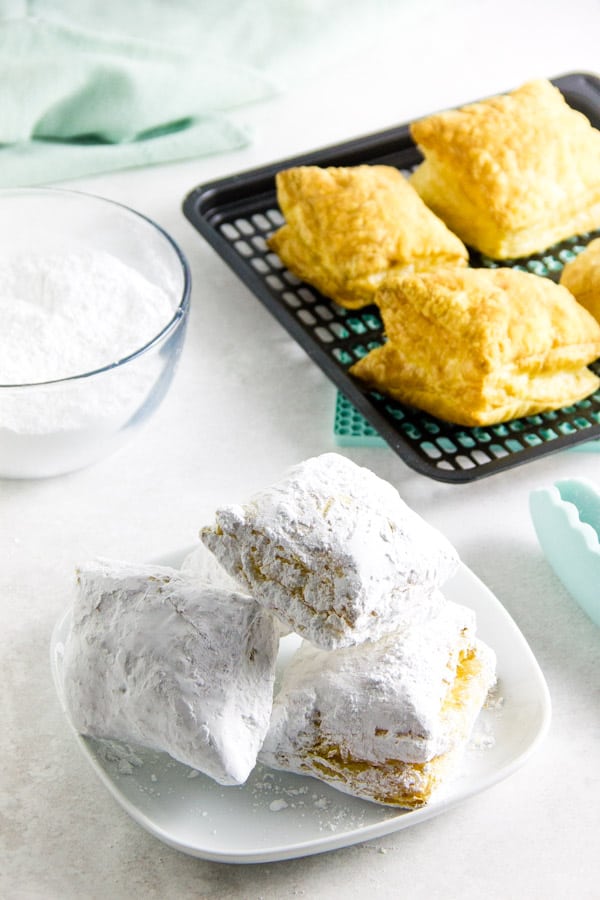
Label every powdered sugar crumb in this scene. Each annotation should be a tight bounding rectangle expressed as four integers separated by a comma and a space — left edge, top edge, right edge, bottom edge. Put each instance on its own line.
469, 730, 496, 750
484, 686, 505, 711
469, 684, 504, 751
94, 740, 144, 774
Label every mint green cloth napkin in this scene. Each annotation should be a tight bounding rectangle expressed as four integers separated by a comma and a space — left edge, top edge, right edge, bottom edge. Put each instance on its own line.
0, 12, 274, 185
0, 0, 423, 186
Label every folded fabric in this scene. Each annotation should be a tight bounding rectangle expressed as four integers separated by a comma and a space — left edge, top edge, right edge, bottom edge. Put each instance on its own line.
0, 117, 251, 187
0, 0, 429, 186
0, 14, 271, 185
0, 18, 276, 145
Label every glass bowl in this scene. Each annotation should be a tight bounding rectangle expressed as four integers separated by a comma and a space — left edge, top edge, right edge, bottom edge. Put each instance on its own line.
0, 188, 191, 478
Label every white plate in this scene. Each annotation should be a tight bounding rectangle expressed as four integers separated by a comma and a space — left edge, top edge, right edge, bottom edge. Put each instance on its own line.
50, 553, 551, 864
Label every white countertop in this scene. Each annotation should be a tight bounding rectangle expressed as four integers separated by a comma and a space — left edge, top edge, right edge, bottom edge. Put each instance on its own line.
3, 1, 600, 897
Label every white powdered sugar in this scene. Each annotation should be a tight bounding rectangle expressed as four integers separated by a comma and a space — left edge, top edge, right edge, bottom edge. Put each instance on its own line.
0, 249, 174, 436
200, 453, 459, 649
0, 249, 173, 385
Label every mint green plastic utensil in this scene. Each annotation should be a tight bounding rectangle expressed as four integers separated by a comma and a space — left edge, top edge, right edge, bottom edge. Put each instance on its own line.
530, 478, 600, 626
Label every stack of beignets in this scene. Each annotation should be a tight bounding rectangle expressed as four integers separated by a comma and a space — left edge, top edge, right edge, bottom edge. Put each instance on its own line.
63, 454, 496, 809
202, 453, 496, 808
267, 164, 468, 309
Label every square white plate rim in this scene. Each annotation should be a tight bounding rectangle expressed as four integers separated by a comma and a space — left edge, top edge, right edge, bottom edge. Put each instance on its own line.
50, 552, 551, 865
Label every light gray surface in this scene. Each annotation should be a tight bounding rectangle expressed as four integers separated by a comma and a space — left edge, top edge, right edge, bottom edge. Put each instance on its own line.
3, 1, 600, 896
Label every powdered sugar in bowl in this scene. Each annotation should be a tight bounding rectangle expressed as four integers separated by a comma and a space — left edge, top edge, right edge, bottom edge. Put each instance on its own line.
0, 188, 190, 478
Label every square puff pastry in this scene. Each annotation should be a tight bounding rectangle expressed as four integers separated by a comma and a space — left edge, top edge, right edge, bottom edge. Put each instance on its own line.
410, 79, 600, 259
560, 237, 600, 323
62, 558, 280, 786
350, 267, 600, 426
267, 164, 468, 309
200, 452, 459, 650
259, 600, 496, 808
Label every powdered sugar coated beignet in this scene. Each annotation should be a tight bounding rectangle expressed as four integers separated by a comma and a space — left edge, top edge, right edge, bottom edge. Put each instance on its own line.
63, 558, 280, 785
259, 601, 496, 808
200, 453, 459, 650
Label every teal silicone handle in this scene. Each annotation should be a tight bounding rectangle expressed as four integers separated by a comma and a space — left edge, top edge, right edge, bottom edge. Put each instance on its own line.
530, 478, 600, 627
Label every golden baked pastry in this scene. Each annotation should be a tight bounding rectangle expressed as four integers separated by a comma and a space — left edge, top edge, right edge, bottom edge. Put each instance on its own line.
560, 238, 600, 323
410, 79, 600, 259
267, 164, 468, 309
350, 267, 600, 426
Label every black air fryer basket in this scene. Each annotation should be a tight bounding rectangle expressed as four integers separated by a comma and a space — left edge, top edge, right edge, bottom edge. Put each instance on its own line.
183, 72, 600, 483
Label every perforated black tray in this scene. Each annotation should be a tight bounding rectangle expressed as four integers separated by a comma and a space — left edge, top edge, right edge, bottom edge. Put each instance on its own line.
183, 72, 600, 483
